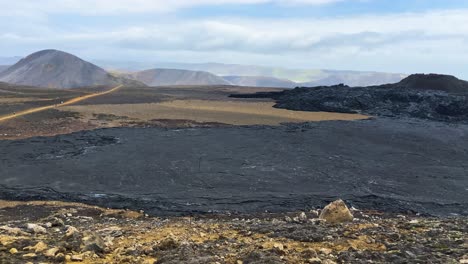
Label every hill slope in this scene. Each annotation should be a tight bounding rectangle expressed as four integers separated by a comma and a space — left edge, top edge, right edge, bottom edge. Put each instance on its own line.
0, 50, 135, 89
125, 69, 231, 86
391, 73, 468, 93
223, 75, 296, 88
0, 65, 9, 73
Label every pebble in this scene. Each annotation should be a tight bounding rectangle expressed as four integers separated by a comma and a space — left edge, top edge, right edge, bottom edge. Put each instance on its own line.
26, 223, 47, 234
55, 253, 66, 261
0, 225, 28, 236
65, 226, 78, 237
273, 243, 284, 251
44, 247, 60, 257
27, 241, 48, 253
9, 248, 18, 254
71, 254, 84, 261
22, 253, 37, 259
319, 248, 333, 255
308, 257, 322, 264
298, 212, 308, 222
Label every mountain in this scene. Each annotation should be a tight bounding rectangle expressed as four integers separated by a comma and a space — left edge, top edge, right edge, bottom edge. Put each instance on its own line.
390, 74, 468, 93
224, 76, 296, 88
0, 50, 140, 89
96, 60, 407, 87
0, 56, 21, 65
124, 68, 231, 86
302, 70, 407, 87
0, 65, 10, 73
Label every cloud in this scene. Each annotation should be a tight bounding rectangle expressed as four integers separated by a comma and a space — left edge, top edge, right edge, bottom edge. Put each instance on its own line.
0, 0, 347, 15
0, 3, 467, 77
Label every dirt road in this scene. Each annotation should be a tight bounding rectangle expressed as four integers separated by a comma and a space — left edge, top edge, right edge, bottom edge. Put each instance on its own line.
0, 85, 123, 122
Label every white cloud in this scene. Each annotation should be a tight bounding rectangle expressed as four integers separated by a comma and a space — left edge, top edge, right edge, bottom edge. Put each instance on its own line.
0, 0, 346, 15
0, 3, 467, 77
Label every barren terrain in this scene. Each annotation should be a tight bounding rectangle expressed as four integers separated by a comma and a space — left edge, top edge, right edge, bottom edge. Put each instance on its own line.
0, 82, 467, 263
0, 85, 367, 139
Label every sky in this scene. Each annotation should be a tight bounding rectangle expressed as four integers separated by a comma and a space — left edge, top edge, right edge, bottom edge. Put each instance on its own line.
1, 0, 468, 77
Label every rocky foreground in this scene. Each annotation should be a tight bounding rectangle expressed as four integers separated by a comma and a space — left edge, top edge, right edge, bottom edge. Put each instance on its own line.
0, 200, 466, 264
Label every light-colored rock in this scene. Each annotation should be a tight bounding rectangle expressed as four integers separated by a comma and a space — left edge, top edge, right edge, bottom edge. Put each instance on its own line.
308, 257, 322, 264
319, 248, 333, 255
71, 254, 84, 261
309, 210, 320, 218
297, 212, 308, 222
22, 253, 37, 258
25, 241, 48, 253
319, 200, 354, 224
9, 248, 18, 254
273, 243, 284, 251
0, 226, 29, 236
44, 247, 60, 257
65, 226, 78, 237
26, 223, 46, 234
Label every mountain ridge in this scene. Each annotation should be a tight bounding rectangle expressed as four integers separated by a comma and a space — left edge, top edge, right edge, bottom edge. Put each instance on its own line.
0, 50, 141, 89
124, 68, 231, 86
96, 60, 407, 87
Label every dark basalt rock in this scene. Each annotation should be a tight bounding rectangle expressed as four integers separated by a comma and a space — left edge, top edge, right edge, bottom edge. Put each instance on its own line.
231, 74, 468, 123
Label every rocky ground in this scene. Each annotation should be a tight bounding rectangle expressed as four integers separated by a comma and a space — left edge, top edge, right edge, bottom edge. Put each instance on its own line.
0, 200, 466, 264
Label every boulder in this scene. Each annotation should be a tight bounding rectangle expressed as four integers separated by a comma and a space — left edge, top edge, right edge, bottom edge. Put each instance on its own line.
319, 200, 354, 224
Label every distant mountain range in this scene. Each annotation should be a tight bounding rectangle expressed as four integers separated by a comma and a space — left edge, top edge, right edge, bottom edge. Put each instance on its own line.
0, 50, 141, 89
123, 68, 230, 86
97, 60, 408, 87
0, 56, 22, 65
224, 75, 297, 88
0, 50, 408, 88
0, 65, 10, 73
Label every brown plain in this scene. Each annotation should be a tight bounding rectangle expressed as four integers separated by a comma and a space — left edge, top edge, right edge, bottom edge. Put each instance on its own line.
61, 99, 368, 126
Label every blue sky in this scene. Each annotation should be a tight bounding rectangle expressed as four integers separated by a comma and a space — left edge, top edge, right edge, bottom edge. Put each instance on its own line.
1, 0, 468, 77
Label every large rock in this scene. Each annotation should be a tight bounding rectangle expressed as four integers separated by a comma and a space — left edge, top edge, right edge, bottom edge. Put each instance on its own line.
319, 200, 354, 224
